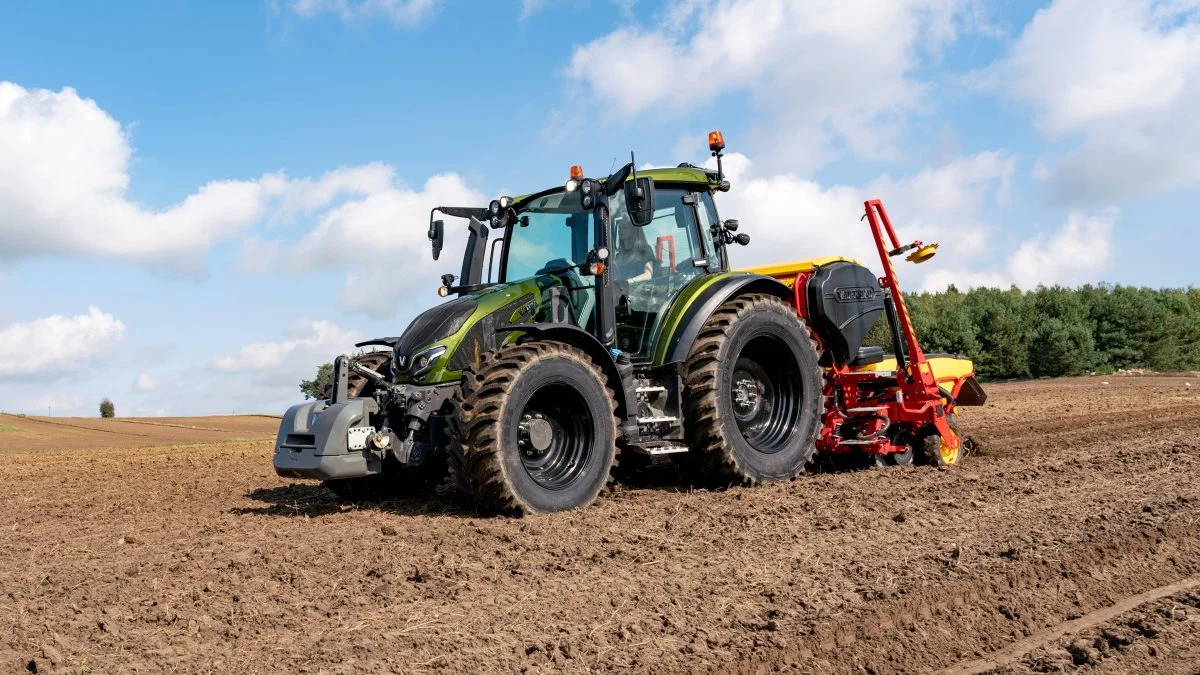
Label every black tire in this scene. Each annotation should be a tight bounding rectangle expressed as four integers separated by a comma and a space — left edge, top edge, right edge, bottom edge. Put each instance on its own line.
919, 412, 964, 467
318, 351, 391, 401
682, 293, 823, 485
321, 352, 446, 501
874, 427, 918, 468
874, 447, 915, 468
451, 342, 618, 515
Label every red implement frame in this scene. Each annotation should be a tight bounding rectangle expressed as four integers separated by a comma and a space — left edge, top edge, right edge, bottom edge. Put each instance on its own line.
790, 200, 963, 457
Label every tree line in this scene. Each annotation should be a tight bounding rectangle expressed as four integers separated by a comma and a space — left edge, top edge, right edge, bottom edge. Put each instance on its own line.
863, 285, 1200, 380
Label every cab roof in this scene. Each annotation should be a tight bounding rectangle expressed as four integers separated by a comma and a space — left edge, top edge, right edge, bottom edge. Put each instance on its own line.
514, 165, 717, 204
630, 165, 716, 185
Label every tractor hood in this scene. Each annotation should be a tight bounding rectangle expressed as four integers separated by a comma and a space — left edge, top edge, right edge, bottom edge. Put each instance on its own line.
393, 296, 479, 360
391, 276, 562, 384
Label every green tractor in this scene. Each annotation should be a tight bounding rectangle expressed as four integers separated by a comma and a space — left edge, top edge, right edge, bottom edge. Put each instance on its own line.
274, 134, 835, 514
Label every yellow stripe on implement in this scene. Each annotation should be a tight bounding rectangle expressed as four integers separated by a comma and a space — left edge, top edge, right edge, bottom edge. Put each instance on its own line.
739, 257, 862, 286
852, 355, 976, 385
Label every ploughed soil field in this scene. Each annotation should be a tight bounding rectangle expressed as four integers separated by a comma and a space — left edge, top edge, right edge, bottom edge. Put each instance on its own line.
0, 414, 279, 454
2, 376, 1199, 674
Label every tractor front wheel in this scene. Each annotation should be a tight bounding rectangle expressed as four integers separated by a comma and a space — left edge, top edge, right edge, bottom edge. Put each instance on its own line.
452, 342, 618, 515
682, 293, 823, 485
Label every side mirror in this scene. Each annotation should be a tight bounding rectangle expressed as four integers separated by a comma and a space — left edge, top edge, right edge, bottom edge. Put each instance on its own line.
429, 219, 444, 261
625, 176, 656, 227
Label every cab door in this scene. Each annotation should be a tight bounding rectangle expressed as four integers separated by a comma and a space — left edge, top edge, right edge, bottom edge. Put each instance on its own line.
611, 186, 717, 358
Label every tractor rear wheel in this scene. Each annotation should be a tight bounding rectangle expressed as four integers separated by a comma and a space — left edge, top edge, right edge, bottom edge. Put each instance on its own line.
451, 342, 618, 515
682, 293, 823, 485
322, 352, 446, 502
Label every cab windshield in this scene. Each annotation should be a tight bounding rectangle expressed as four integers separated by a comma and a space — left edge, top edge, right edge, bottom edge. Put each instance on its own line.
502, 191, 597, 282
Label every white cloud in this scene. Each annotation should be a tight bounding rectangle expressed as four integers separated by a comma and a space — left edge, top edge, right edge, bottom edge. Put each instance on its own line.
132, 374, 158, 392
0, 307, 126, 380
520, 0, 636, 20
1006, 209, 1116, 287
0, 82, 283, 275
520, 0, 552, 18
212, 320, 360, 379
0, 81, 487, 296
288, 172, 486, 317
922, 210, 1117, 291
990, 0, 1200, 204
287, 0, 441, 25
715, 150, 1013, 271
563, 0, 973, 172
709, 149, 1111, 291
236, 235, 281, 273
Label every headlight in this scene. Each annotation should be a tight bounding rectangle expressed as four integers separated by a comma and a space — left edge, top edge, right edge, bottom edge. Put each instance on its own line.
409, 345, 447, 378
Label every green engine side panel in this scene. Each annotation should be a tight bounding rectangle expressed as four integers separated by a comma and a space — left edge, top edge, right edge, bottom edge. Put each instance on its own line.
397, 276, 558, 386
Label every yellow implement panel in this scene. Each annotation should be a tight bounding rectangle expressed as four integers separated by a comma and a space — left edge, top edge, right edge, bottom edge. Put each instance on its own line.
739, 256, 861, 286
852, 355, 976, 383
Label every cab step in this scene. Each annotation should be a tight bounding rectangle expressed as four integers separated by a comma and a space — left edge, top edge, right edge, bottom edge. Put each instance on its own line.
628, 443, 689, 455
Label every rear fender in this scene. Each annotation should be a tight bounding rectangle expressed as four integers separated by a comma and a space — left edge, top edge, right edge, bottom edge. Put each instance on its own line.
655, 273, 793, 365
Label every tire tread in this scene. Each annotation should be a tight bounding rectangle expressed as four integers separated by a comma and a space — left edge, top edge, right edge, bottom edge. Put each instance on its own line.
681, 293, 823, 485
449, 341, 618, 515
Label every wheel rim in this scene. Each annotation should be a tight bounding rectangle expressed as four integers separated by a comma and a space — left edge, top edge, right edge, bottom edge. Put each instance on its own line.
728, 334, 803, 454
516, 382, 594, 490
939, 437, 960, 464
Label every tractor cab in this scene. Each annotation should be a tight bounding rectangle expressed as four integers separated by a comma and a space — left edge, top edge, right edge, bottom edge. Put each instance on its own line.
429, 161, 737, 362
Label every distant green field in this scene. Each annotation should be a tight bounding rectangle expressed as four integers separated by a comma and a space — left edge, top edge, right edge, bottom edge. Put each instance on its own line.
0, 425, 17, 432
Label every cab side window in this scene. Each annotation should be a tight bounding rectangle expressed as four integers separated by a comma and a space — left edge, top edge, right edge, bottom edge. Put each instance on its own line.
693, 191, 724, 270
612, 187, 708, 357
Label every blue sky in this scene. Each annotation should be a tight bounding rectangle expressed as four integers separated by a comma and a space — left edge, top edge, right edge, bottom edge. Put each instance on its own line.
1, 0, 1197, 416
